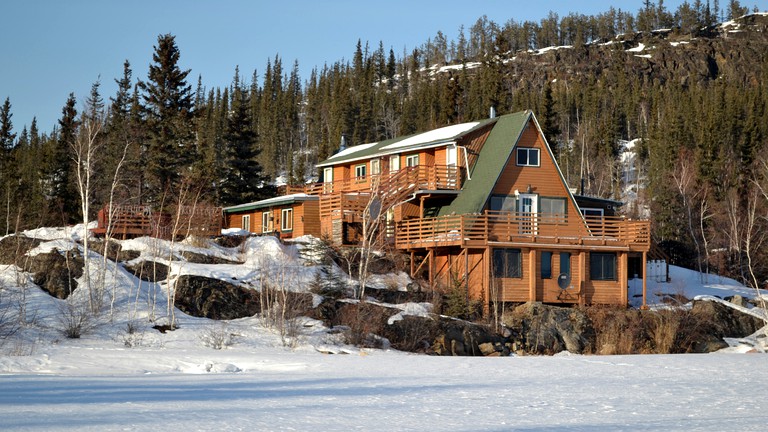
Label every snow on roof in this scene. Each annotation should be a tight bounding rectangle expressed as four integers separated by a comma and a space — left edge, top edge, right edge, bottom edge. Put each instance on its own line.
380, 122, 480, 151
327, 142, 378, 160
223, 193, 316, 212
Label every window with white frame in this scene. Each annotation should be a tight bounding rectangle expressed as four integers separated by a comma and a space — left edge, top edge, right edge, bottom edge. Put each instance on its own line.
281, 208, 293, 231
516, 147, 540, 167
540, 197, 566, 216
405, 154, 419, 167
389, 155, 400, 172
262, 211, 273, 233
370, 159, 381, 175
241, 214, 251, 232
355, 164, 367, 180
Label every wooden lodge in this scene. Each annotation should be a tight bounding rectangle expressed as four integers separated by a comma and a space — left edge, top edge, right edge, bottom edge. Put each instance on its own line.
223, 109, 653, 308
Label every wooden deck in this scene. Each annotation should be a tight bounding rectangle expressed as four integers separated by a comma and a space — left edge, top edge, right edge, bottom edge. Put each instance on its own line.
395, 212, 650, 251
92, 205, 223, 239
286, 164, 463, 196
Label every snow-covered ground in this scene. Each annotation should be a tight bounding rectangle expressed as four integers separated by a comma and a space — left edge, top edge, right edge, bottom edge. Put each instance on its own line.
1, 225, 766, 431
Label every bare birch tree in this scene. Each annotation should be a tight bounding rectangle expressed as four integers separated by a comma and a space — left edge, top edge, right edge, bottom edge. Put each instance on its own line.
71, 81, 105, 313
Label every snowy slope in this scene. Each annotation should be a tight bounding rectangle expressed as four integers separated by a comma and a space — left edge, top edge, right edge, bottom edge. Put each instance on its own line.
1, 225, 767, 431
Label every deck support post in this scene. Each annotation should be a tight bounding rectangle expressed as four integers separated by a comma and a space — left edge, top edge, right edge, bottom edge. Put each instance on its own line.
578, 251, 586, 306
641, 250, 648, 310
528, 249, 537, 302
619, 251, 628, 306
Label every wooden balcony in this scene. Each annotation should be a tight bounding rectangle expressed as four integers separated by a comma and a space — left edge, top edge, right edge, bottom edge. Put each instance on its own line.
92, 205, 223, 239
395, 211, 651, 251
289, 165, 463, 196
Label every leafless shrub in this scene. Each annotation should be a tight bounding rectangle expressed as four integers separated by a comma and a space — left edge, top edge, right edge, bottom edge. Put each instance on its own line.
585, 306, 649, 355
337, 302, 389, 348
55, 300, 100, 339
385, 315, 439, 353
199, 324, 238, 350
117, 321, 145, 348
647, 309, 682, 353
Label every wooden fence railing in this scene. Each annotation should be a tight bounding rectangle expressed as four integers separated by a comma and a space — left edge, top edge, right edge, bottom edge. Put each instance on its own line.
395, 211, 651, 250
92, 205, 223, 239
288, 164, 463, 196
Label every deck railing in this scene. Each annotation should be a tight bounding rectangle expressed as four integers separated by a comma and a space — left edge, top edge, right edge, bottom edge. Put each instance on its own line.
92, 205, 223, 239
289, 164, 463, 196
395, 211, 650, 250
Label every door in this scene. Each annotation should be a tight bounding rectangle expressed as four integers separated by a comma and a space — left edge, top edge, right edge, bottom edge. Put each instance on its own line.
446, 146, 458, 188
323, 167, 333, 193
519, 193, 537, 235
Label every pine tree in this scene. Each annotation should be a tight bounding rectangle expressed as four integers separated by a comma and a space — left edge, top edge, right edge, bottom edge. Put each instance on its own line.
45, 94, 79, 224
139, 33, 195, 205
219, 68, 272, 206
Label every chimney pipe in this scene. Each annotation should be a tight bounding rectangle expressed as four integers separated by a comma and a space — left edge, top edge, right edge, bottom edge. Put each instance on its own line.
489, 106, 497, 119
340, 133, 348, 151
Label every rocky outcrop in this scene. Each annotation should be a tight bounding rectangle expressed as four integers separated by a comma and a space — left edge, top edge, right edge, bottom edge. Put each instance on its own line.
180, 251, 242, 265
504, 302, 595, 355
24, 250, 84, 299
0, 235, 41, 265
174, 275, 262, 320
688, 299, 765, 352
124, 261, 169, 282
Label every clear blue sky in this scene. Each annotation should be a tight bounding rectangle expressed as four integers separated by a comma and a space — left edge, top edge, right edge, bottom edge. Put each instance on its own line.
0, 0, 762, 134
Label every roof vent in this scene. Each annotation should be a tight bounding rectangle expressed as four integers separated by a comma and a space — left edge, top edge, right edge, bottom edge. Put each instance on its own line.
489, 106, 497, 119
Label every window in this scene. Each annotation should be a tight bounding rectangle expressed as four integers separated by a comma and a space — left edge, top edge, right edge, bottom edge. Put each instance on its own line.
581, 208, 604, 218
516, 147, 540, 167
560, 252, 571, 277
370, 159, 381, 175
493, 248, 522, 278
262, 211, 273, 233
281, 208, 293, 231
541, 197, 566, 219
405, 154, 419, 167
541, 251, 552, 279
241, 215, 251, 233
489, 195, 517, 212
355, 164, 367, 180
389, 155, 400, 172
590, 252, 617, 280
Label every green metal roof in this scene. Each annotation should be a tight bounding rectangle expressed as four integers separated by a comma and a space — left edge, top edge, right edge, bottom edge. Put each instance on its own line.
437, 111, 530, 216
222, 194, 318, 213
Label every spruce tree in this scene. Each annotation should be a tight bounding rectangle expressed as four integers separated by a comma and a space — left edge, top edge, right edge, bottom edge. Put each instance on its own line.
219, 69, 272, 206
139, 33, 195, 205
46, 94, 79, 224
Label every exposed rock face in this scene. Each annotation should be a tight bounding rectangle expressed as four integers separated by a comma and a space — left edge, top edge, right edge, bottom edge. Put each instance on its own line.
174, 275, 261, 320
24, 250, 84, 299
0, 235, 41, 265
430, 319, 507, 356
180, 251, 242, 265
504, 302, 594, 354
689, 299, 765, 352
125, 261, 169, 282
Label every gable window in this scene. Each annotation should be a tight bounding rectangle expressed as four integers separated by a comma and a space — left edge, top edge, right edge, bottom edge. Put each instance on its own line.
241, 214, 251, 233
370, 159, 381, 175
590, 252, 617, 281
516, 147, 540, 167
581, 208, 604, 218
281, 208, 293, 231
541, 251, 552, 279
405, 154, 419, 167
355, 164, 367, 180
493, 248, 522, 278
262, 211, 273, 233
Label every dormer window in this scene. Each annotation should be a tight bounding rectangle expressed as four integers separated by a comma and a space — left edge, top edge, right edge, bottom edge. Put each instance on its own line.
516, 148, 540, 167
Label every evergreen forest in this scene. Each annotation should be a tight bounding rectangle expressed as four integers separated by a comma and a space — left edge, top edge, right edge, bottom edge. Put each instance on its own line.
1, 0, 768, 288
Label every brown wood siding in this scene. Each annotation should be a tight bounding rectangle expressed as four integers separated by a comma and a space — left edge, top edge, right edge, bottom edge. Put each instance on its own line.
224, 202, 321, 239
456, 124, 493, 170
490, 120, 582, 235
583, 251, 627, 305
